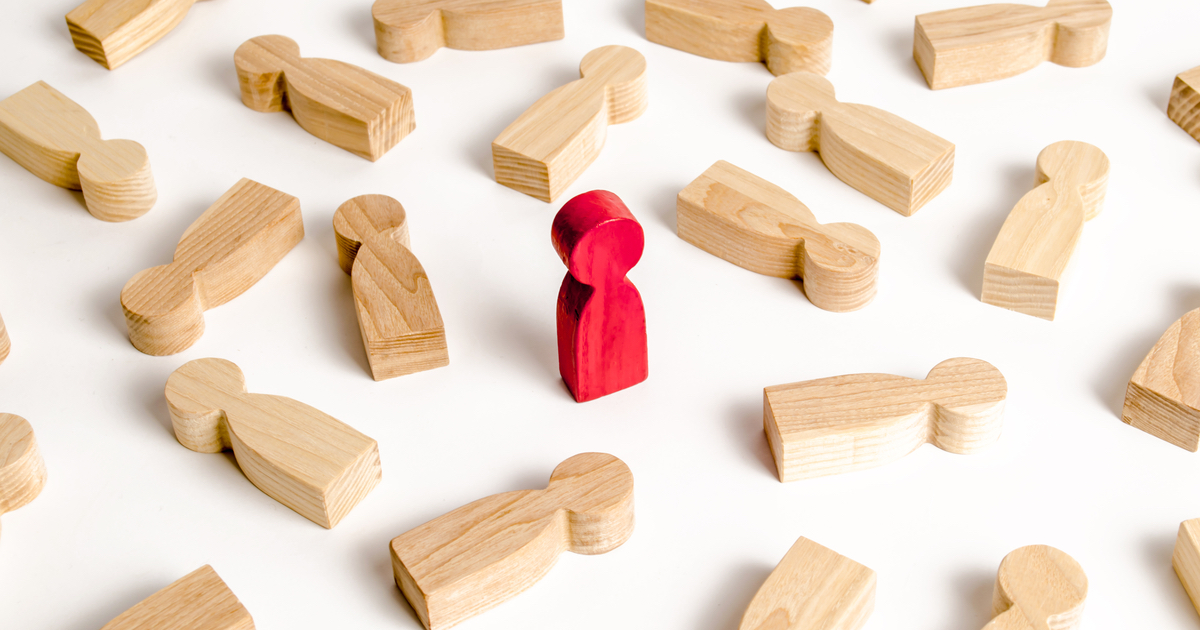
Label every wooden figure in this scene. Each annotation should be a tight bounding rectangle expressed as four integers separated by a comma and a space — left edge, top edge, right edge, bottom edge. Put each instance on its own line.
334, 195, 448, 380
1174, 519, 1200, 617
0, 414, 46, 540
765, 358, 1006, 482
739, 537, 875, 630
165, 358, 381, 529
1169, 66, 1200, 144
981, 141, 1108, 321
914, 0, 1112, 90
121, 179, 303, 356
390, 453, 634, 630
234, 35, 415, 161
493, 45, 647, 202
0, 81, 156, 222
66, 0, 214, 70
1123, 308, 1200, 451
677, 160, 879, 313
0, 311, 9, 366
100, 565, 254, 630
373, 0, 564, 64
645, 0, 833, 76
982, 545, 1087, 630
765, 72, 954, 216
552, 191, 647, 403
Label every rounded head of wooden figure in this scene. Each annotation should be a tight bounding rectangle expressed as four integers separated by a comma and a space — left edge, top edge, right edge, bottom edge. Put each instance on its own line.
165, 358, 248, 454
333, 194, 411, 275
579, 46, 648, 125
0, 413, 47, 532
546, 453, 635, 555
121, 262, 207, 356
764, 7, 834, 76
1034, 141, 1109, 221
992, 545, 1087, 629
234, 35, 302, 113
552, 191, 644, 287
76, 137, 156, 222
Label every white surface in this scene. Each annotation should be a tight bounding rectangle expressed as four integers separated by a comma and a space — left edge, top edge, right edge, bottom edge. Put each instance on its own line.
1, 0, 1198, 628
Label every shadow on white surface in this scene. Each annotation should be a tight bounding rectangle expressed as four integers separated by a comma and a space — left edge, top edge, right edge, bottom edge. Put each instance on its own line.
643, 180, 682, 232
950, 164, 1037, 299
937, 568, 995, 630
693, 561, 773, 630
621, 0, 645, 38
726, 398, 776, 480
205, 50, 241, 100
342, 3, 379, 57
62, 578, 164, 630
885, 28, 928, 88
91, 275, 131, 344
1143, 531, 1200, 623
732, 88, 765, 136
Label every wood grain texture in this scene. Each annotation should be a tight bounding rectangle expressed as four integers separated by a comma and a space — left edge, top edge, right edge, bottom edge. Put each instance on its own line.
914, 0, 1111, 90
764, 358, 1007, 482
1169, 66, 1200, 144
166, 358, 381, 529
738, 537, 875, 630
0, 311, 9, 366
1174, 519, 1200, 618
335, 195, 448, 381
0, 414, 46, 540
492, 45, 647, 202
766, 72, 954, 216
235, 35, 415, 161
66, 0, 212, 70
390, 453, 634, 630
373, 0, 564, 63
121, 179, 304, 356
983, 545, 1087, 630
981, 140, 1108, 321
100, 565, 254, 630
1123, 308, 1200, 451
645, 0, 833, 76
0, 81, 156, 222
677, 160, 879, 312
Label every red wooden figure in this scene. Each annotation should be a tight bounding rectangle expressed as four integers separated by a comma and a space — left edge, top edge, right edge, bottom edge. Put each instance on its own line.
552, 191, 648, 402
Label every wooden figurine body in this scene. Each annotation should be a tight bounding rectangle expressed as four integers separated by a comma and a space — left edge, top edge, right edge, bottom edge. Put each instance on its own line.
0, 81, 156, 222
493, 46, 647, 202
334, 195, 448, 380
982, 546, 1087, 630
1169, 66, 1200, 144
552, 191, 648, 402
166, 358, 381, 528
914, 0, 1112, 90
373, 0, 564, 63
0, 414, 46, 540
677, 160, 879, 312
739, 537, 875, 630
765, 358, 1007, 482
66, 0, 213, 70
981, 141, 1108, 320
1123, 308, 1200, 451
390, 453, 634, 630
1174, 519, 1200, 617
234, 35, 415, 161
100, 565, 254, 630
645, 0, 833, 76
0, 311, 9, 366
766, 72, 954, 216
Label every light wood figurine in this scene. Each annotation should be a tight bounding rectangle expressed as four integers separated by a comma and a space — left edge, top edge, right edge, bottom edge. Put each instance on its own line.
390, 453, 634, 630
981, 545, 1087, 630
0, 81, 156, 222
644, 0, 833, 76
66, 0, 215, 70
1174, 519, 1200, 617
766, 72, 954, 216
166, 358, 381, 528
981, 141, 1108, 321
100, 565, 254, 630
0, 311, 9, 366
493, 45, 647, 202
235, 35, 415, 161
0, 414, 46, 540
1123, 308, 1200, 451
373, 0, 564, 63
677, 160, 879, 312
1169, 66, 1200, 144
335, 195, 448, 380
765, 358, 1007, 482
121, 179, 303, 356
914, 0, 1112, 90
739, 536, 875, 630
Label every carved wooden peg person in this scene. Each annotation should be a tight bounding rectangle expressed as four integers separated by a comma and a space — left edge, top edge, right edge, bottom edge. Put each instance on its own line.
166, 358, 381, 528
234, 35, 416, 161
390, 453, 634, 630
765, 72, 954, 216
100, 565, 254, 630
645, 0, 833, 76
739, 537, 875, 630
0, 81, 156, 222
0, 414, 47, 540
334, 195, 448, 380
66, 0, 215, 70
373, 0, 564, 63
1174, 519, 1200, 617
552, 191, 648, 403
982, 546, 1087, 630
1169, 66, 1200, 144
1123, 308, 1200, 451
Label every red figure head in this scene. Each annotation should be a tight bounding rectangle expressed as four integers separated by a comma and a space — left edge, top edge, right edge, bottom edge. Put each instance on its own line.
552, 191, 644, 286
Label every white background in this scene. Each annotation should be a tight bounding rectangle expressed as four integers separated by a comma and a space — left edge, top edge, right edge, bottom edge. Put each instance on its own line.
1, 0, 1198, 628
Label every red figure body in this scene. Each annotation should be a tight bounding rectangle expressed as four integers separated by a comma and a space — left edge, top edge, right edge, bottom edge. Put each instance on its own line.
552, 191, 648, 402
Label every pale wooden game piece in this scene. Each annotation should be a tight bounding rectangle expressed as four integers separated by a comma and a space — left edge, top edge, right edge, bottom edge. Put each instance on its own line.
0, 311, 9, 366
373, 0, 564, 63
1174, 519, 1200, 617
982, 545, 1087, 630
492, 45, 647, 202
334, 195, 448, 381
0, 81, 156, 222
100, 565, 254, 630
739, 537, 875, 630
677, 160, 879, 312
121, 179, 303, 356
390, 453, 634, 630
644, 0, 833, 76
234, 35, 415, 161
1123, 308, 1200, 451
765, 72, 954, 216
1168, 66, 1200, 144
66, 0, 214, 70
981, 141, 1108, 321
765, 358, 1007, 482
0, 414, 46, 540
166, 358, 381, 529
914, 0, 1112, 90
